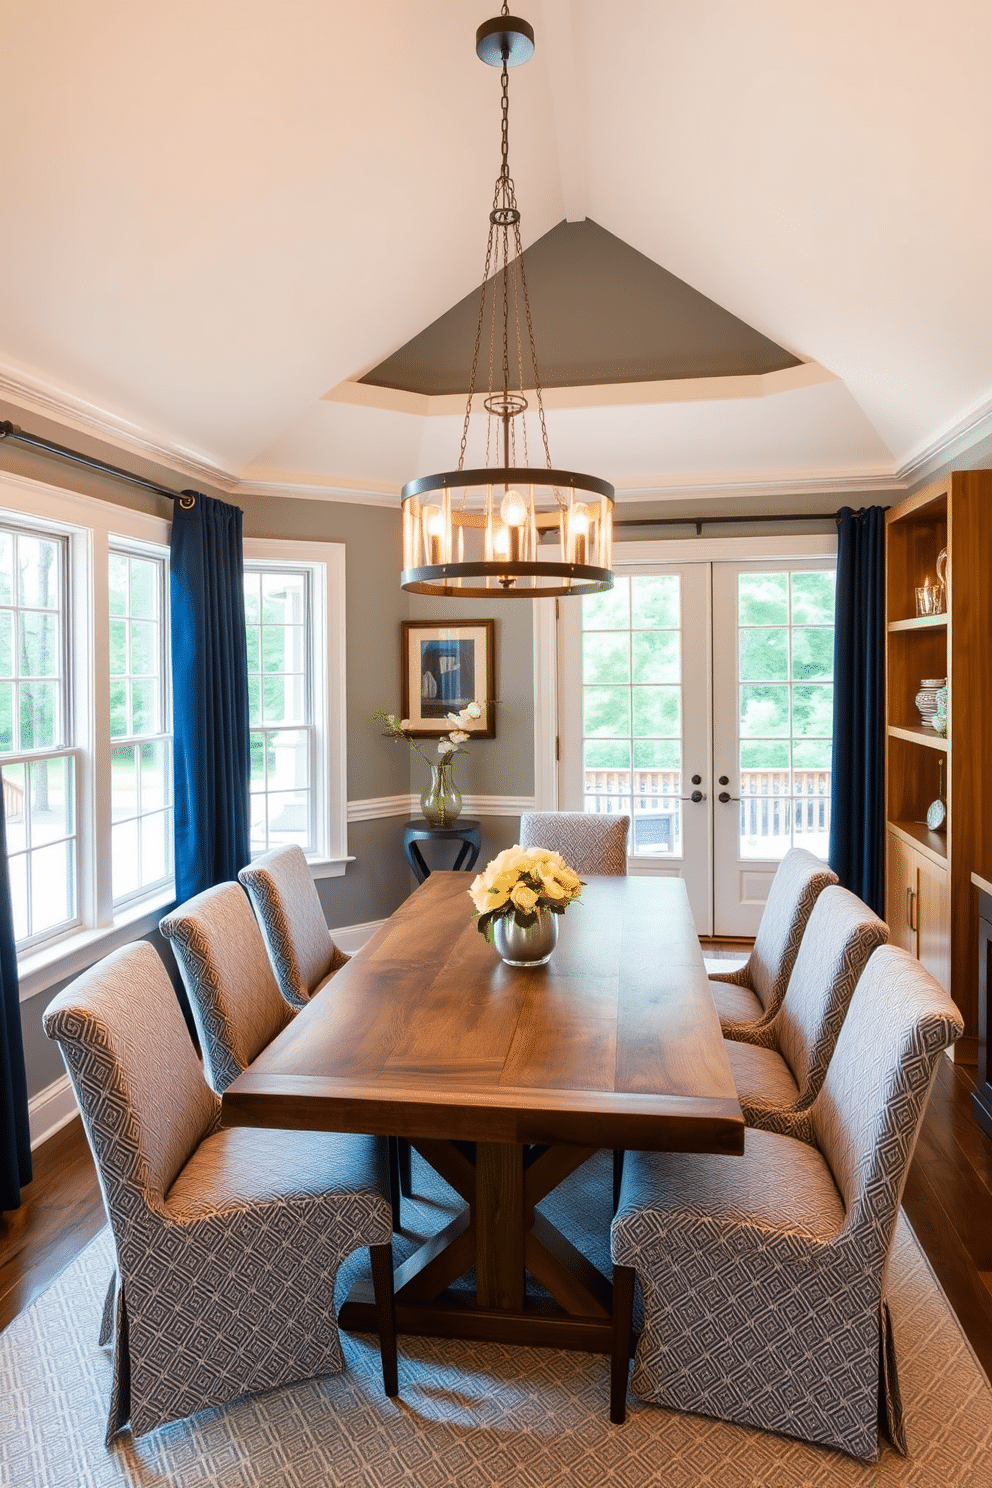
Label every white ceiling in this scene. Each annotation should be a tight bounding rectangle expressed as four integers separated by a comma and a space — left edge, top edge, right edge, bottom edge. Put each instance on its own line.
2, 0, 991, 506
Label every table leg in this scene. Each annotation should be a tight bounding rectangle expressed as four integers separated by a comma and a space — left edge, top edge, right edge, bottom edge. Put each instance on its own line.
475, 1142, 525, 1310
339, 1140, 617, 1352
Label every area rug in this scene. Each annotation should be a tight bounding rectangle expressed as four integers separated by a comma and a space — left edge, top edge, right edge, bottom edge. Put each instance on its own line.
2, 1149, 991, 1488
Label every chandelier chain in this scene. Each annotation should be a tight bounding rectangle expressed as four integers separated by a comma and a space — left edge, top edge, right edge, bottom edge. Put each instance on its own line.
513, 217, 554, 476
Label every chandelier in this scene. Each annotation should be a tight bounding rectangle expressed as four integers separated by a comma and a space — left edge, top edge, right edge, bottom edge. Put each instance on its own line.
400, 6, 614, 598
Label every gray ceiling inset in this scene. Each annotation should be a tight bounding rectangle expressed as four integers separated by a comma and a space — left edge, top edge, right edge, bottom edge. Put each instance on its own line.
360, 219, 801, 396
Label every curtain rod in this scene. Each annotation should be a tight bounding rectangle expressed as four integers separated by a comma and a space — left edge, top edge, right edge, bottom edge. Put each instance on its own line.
0, 418, 851, 529
0, 420, 199, 505
613, 511, 838, 536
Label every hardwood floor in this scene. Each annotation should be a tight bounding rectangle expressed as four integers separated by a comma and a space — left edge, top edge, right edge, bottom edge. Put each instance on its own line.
0, 1117, 105, 1333
3, 1054, 992, 1378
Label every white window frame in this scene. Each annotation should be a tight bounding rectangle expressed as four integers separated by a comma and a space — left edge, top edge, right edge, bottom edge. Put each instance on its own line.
0, 523, 77, 948
1, 470, 173, 1004
108, 537, 173, 908
242, 538, 349, 878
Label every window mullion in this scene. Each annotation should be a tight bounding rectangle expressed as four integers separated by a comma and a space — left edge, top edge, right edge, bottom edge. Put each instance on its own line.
88, 524, 114, 927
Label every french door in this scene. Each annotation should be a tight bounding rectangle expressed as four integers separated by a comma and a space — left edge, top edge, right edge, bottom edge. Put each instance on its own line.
557, 550, 836, 937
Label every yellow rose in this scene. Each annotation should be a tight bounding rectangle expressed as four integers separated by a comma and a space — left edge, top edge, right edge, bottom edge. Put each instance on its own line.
510, 882, 539, 914
538, 873, 567, 900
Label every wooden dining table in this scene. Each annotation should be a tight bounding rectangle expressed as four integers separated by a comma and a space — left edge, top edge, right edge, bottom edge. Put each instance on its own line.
222, 870, 744, 1353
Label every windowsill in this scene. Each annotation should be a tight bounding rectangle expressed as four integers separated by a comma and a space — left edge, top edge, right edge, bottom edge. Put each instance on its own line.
309, 855, 355, 880
17, 887, 179, 1004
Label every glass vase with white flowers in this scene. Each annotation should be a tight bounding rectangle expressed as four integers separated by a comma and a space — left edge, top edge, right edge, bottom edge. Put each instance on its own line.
373, 702, 484, 827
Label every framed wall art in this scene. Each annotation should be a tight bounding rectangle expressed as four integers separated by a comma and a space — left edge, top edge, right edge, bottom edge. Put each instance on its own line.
400, 619, 495, 737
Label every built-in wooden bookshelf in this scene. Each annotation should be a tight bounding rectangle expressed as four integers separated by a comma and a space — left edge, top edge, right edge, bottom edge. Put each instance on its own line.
885, 471, 992, 1063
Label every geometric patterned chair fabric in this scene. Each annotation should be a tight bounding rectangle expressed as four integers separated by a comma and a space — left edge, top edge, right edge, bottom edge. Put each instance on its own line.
238, 844, 349, 1010
159, 881, 296, 1094
611, 943, 964, 1460
708, 847, 838, 1037
518, 811, 630, 875
160, 882, 407, 1228
238, 846, 412, 1209
725, 883, 888, 1134
43, 941, 397, 1444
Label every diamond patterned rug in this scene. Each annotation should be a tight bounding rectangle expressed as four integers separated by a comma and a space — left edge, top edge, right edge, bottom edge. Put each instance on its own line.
2, 1148, 990, 1487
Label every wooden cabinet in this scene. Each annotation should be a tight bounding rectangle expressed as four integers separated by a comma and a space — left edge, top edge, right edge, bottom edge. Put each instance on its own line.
885, 829, 951, 988
885, 471, 992, 1062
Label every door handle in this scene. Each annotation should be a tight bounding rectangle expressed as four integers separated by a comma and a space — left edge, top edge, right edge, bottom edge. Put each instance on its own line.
908, 887, 918, 934
681, 790, 706, 803
718, 791, 740, 804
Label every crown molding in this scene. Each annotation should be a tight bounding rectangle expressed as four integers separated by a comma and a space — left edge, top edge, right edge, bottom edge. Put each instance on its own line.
896, 390, 992, 487
0, 360, 239, 494
613, 469, 907, 503
234, 472, 399, 506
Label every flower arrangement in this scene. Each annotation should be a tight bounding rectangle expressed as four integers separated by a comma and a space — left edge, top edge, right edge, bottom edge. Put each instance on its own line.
373, 701, 484, 763
469, 845, 584, 942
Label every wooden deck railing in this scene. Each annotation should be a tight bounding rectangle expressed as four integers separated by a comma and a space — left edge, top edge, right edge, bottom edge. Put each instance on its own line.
584, 768, 831, 844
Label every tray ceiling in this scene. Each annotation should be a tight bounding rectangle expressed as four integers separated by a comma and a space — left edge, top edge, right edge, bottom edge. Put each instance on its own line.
0, 1, 990, 504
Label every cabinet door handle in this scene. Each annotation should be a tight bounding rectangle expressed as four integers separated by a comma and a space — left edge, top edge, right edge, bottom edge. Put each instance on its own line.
909, 888, 918, 934
906, 886, 913, 928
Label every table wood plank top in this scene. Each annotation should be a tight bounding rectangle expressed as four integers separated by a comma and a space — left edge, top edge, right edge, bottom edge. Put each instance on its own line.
223, 871, 744, 1156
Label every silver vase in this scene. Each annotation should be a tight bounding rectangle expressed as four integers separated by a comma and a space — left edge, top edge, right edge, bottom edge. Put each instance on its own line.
493, 907, 559, 967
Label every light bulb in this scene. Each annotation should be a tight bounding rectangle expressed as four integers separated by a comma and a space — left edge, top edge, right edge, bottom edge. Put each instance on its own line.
571, 503, 589, 566
492, 522, 511, 559
423, 504, 445, 564
500, 488, 528, 527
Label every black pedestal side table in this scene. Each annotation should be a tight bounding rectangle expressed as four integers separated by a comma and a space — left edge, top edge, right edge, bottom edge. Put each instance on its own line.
403, 818, 482, 886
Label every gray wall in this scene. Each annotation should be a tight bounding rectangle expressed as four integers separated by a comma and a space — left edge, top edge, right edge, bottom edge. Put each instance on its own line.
9, 408, 986, 1107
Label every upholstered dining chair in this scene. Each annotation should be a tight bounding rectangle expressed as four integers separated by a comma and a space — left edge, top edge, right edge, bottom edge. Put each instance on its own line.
238, 843, 349, 1010
43, 941, 397, 1444
707, 847, 838, 1039
518, 811, 630, 875
160, 881, 295, 1096
161, 881, 407, 1228
238, 846, 413, 1204
611, 943, 963, 1460
724, 884, 888, 1133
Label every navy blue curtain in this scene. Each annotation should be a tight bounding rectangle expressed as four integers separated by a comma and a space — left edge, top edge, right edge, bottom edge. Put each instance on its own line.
171, 493, 250, 907
829, 505, 886, 916
1, 794, 31, 1210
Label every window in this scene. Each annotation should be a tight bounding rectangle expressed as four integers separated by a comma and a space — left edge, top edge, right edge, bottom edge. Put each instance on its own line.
735, 568, 836, 859
0, 472, 174, 996
579, 573, 687, 857
0, 474, 348, 997
109, 547, 172, 903
242, 539, 348, 874
0, 525, 76, 946
244, 566, 312, 854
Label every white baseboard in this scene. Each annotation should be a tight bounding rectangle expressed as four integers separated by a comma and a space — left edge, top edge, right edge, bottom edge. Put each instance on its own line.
29, 1073, 79, 1150
330, 919, 385, 954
